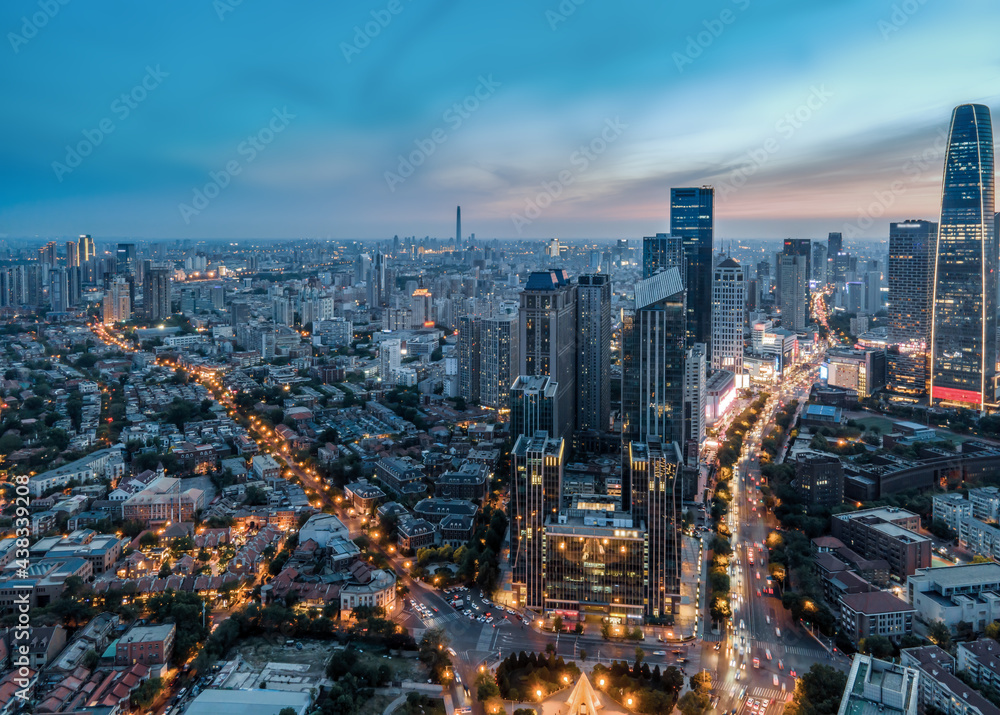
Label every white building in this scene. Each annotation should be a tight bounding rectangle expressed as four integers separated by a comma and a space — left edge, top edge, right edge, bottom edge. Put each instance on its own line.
933, 493, 973, 532
252, 454, 281, 482
683, 343, 707, 449
908, 563, 1000, 634
837, 654, 919, 715
480, 312, 518, 410
379, 338, 402, 384
711, 257, 746, 387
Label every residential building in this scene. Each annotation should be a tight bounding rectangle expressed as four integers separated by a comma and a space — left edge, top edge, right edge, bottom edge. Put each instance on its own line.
779, 247, 809, 331
902, 645, 1000, 715
142, 261, 172, 322
115, 623, 175, 667
933, 493, 973, 532
792, 454, 844, 507
712, 257, 746, 385
457, 315, 481, 404
510, 375, 558, 442
480, 312, 518, 410
832, 508, 931, 579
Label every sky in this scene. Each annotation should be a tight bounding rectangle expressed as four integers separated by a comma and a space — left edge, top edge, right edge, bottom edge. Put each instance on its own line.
2, 0, 999, 242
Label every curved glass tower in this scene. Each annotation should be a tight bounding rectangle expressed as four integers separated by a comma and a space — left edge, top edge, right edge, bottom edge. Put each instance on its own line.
931, 104, 997, 408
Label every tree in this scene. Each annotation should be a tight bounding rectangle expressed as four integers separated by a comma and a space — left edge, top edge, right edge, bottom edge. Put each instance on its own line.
691, 669, 712, 694
785, 664, 848, 715
972, 555, 993, 564
418, 628, 452, 683
579, 649, 588, 662
476, 671, 500, 701
927, 620, 952, 651
552, 615, 563, 633
574, 622, 584, 635
678, 691, 711, 715
279, 709, 297, 715
601, 623, 611, 640
986, 621, 1000, 641
859, 635, 894, 660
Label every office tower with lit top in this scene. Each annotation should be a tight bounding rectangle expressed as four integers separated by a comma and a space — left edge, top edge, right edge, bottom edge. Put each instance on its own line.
671, 187, 714, 355
576, 274, 611, 432
931, 104, 997, 408
519, 269, 577, 440
711, 257, 746, 385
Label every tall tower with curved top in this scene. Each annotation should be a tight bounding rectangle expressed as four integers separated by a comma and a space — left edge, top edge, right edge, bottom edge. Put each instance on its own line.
931, 104, 997, 409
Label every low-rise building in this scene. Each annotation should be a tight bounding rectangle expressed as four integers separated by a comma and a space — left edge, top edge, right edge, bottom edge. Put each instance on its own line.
958, 639, 1000, 697
252, 453, 281, 481
115, 623, 176, 667
901, 645, 1000, 715
839, 590, 915, 644
344, 479, 386, 514
934, 493, 974, 533
836, 654, 919, 715
339, 563, 396, 614
908, 563, 1000, 634
832, 507, 931, 580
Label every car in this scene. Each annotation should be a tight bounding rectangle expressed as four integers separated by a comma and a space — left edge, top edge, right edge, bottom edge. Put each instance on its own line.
756, 589, 762, 597
790, 670, 797, 678
778, 659, 783, 670
765, 649, 772, 660
773, 674, 779, 687
776, 627, 781, 638
653, 650, 666, 656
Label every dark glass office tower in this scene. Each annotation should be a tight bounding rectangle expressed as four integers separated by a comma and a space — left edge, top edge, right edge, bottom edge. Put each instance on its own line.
116, 243, 136, 276
931, 104, 997, 408
622, 268, 687, 450
519, 269, 577, 440
670, 187, 714, 354
888, 220, 938, 395
642, 233, 685, 281
576, 274, 611, 431
828, 232, 843, 257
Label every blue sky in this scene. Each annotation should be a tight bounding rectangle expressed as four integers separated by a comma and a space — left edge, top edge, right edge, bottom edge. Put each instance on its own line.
1, 0, 999, 241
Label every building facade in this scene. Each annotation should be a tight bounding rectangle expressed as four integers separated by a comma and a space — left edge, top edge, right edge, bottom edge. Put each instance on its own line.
576, 274, 611, 432
888, 220, 938, 395
711, 257, 746, 385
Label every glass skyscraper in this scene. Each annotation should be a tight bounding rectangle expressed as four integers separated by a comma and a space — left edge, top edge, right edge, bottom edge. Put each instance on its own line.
931, 104, 997, 408
642, 233, 685, 280
670, 187, 714, 355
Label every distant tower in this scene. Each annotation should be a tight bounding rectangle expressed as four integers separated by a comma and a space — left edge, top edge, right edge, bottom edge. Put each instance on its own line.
456, 206, 462, 249
711, 257, 746, 383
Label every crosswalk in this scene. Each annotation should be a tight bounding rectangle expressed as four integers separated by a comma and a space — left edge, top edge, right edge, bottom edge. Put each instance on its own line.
749, 639, 826, 658
750, 687, 789, 701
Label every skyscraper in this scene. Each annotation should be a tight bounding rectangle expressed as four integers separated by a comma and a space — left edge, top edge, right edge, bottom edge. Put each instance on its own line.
931, 104, 997, 408
683, 343, 707, 449
779, 249, 809, 331
457, 315, 481, 404
116, 243, 136, 276
622, 268, 687, 448
642, 233, 685, 280
142, 261, 172, 322
66, 240, 80, 268
511, 431, 564, 610
48, 267, 69, 313
103, 274, 132, 325
456, 205, 461, 248
828, 231, 843, 258
80, 234, 95, 263
519, 269, 577, 440
480, 313, 518, 410
711, 257, 746, 384
510, 375, 558, 439
628, 440, 682, 619
576, 274, 611, 432
812, 243, 828, 285
671, 187, 714, 354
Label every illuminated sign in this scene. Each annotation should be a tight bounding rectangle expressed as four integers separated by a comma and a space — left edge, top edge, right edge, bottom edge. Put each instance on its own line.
931, 386, 982, 405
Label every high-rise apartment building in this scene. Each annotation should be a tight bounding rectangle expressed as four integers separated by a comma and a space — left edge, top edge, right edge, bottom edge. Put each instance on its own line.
142, 261, 172, 322
49, 267, 69, 313
828, 232, 843, 259
642, 233, 685, 281
671, 187, 714, 355
888, 220, 938, 395
712, 257, 746, 384
66, 240, 80, 268
519, 269, 577, 440
622, 268, 686, 448
576, 274, 611, 432
683, 343, 707, 449
103, 275, 132, 325
380, 338, 402, 384
457, 315, 481, 404
931, 104, 997, 408
480, 313, 518, 410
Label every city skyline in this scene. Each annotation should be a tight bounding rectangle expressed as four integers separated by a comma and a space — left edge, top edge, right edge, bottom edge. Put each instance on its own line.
2, 2, 999, 240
